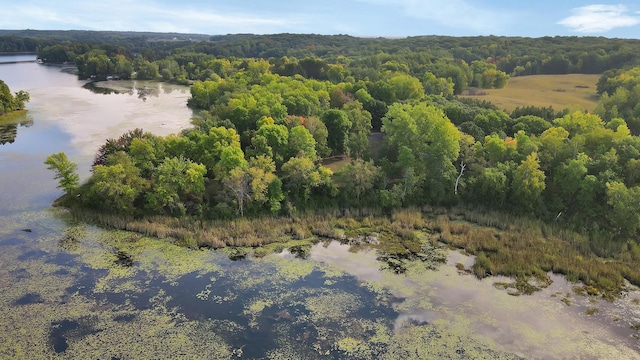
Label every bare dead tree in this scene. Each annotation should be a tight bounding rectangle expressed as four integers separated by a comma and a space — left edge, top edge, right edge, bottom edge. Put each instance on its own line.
455, 161, 466, 195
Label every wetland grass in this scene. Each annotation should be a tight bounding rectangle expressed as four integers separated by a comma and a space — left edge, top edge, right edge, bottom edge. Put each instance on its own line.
436, 208, 640, 298
585, 308, 600, 316
64, 205, 640, 299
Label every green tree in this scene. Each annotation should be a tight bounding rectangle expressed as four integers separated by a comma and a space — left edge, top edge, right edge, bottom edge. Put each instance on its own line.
326, 64, 346, 84
113, 54, 134, 79
44, 152, 80, 195
510, 115, 551, 136
92, 128, 147, 167
355, 87, 388, 131
218, 154, 281, 217
87, 152, 149, 214
37, 44, 70, 63
427, 60, 470, 94
344, 101, 372, 159
370, 80, 397, 105
511, 153, 546, 213
329, 87, 353, 109
145, 156, 207, 216
388, 74, 424, 102
288, 125, 317, 160
554, 111, 604, 136
186, 126, 241, 175
552, 153, 589, 213
422, 72, 454, 97
129, 137, 161, 178
215, 146, 248, 176
482, 134, 507, 165
481, 68, 509, 88
303, 116, 331, 158
624, 158, 640, 187
0, 80, 29, 114
12, 90, 29, 110
189, 80, 219, 109
606, 181, 640, 235
321, 109, 352, 155
382, 103, 460, 202
255, 123, 289, 166
514, 130, 538, 161
75, 50, 112, 78
539, 126, 570, 170
473, 166, 509, 208
473, 109, 509, 136
0, 80, 13, 114
281, 156, 332, 203
595, 66, 640, 134
136, 60, 159, 80
248, 155, 283, 213
334, 159, 380, 204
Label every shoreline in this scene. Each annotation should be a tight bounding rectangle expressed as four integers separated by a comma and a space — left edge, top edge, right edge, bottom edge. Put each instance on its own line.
61, 204, 640, 300
0, 109, 28, 123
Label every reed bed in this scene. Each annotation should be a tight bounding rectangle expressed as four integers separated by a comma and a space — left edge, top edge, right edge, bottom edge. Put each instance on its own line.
66, 205, 640, 298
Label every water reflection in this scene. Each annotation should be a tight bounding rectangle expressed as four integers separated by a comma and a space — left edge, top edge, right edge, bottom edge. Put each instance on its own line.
0, 113, 33, 145
0, 123, 17, 145
136, 86, 159, 101
83, 80, 163, 102
311, 241, 640, 359
28, 79, 193, 158
81, 83, 123, 95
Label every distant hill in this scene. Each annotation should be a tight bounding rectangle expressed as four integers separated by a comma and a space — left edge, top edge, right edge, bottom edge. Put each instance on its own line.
0, 29, 212, 42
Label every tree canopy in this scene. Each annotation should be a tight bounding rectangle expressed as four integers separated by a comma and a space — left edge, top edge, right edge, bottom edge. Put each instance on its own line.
33, 31, 640, 246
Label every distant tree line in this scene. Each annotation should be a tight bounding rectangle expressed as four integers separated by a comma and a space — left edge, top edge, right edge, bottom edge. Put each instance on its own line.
3, 32, 639, 76
4, 32, 632, 97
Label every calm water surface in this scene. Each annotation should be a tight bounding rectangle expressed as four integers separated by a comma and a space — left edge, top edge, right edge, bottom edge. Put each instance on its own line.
0, 57, 639, 359
0, 54, 37, 63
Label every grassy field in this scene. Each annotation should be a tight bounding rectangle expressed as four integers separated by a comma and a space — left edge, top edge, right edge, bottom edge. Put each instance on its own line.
321, 155, 351, 171
460, 74, 602, 112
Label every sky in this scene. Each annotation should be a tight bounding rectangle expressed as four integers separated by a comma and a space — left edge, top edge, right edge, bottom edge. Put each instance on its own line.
1, 1, 640, 38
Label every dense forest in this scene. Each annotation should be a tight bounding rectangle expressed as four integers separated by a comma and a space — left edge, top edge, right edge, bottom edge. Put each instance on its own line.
19, 31, 639, 293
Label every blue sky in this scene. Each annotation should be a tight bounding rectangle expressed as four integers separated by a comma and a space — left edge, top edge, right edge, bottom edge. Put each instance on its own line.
1, 1, 639, 38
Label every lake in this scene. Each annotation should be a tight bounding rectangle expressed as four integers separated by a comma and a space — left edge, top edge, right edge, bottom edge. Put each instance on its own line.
1, 57, 639, 359
0, 54, 37, 63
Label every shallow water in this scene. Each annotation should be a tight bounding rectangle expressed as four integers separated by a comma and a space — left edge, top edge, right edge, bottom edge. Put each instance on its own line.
1, 57, 639, 359
312, 242, 640, 359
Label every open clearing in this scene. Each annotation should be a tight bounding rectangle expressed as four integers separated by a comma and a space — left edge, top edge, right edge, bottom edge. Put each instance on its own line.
460, 74, 602, 113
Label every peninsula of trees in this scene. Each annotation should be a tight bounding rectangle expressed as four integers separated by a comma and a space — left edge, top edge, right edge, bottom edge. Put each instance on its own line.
32, 32, 640, 294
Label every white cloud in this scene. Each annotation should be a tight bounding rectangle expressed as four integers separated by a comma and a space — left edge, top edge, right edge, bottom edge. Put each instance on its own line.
354, 0, 515, 34
0, 0, 297, 34
558, 4, 640, 33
